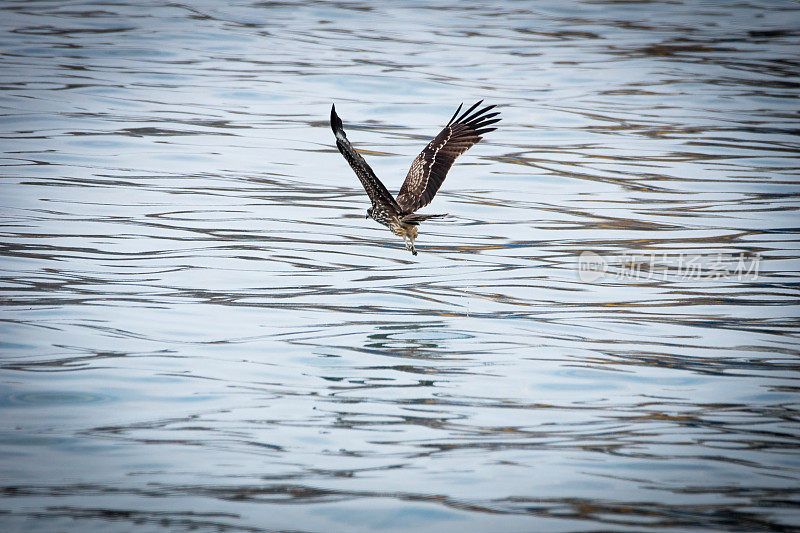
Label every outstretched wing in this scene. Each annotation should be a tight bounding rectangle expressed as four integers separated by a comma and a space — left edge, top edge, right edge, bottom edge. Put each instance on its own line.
396, 101, 500, 214
330, 104, 401, 213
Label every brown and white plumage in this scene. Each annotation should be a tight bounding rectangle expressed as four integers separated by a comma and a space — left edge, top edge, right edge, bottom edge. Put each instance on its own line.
396, 101, 500, 214
331, 101, 500, 255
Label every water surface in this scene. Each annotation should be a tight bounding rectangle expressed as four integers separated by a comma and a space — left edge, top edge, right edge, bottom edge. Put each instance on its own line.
1, 1, 800, 531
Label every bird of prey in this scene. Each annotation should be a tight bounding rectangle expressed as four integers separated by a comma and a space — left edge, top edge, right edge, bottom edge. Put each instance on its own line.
330, 101, 500, 255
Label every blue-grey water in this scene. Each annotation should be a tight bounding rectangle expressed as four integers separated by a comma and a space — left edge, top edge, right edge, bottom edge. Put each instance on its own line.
2, 1, 800, 531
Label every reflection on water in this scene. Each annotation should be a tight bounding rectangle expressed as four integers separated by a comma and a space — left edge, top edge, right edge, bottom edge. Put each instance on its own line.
1, 0, 799, 531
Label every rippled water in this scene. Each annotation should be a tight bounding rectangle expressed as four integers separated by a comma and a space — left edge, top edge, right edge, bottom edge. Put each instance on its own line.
2, 1, 800, 531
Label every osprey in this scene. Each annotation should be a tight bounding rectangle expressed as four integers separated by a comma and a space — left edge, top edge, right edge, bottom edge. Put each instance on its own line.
330, 101, 500, 255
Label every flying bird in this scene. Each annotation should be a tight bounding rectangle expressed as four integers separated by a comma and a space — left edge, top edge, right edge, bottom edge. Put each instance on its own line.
330, 101, 500, 255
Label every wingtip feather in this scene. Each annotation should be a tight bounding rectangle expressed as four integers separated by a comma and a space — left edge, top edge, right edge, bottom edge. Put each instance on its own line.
463, 104, 497, 125
447, 103, 464, 126
476, 117, 501, 128
330, 103, 345, 137
456, 100, 483, 124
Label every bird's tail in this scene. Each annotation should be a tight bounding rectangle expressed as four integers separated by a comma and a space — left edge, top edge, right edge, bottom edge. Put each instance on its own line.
401, 213, 447, 225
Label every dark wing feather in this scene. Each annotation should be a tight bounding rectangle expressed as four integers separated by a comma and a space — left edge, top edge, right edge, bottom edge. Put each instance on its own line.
396, 101, 500, 214
330, 104, 401, 213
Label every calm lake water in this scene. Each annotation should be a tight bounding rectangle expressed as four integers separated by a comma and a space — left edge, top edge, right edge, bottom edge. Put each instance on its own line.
2, 1, 800, 531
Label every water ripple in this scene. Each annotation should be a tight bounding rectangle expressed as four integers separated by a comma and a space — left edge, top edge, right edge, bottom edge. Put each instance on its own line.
1, 0, 799, 531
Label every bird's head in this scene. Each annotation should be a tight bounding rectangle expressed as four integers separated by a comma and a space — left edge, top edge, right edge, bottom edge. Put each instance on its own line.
366, 207, 372, 219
